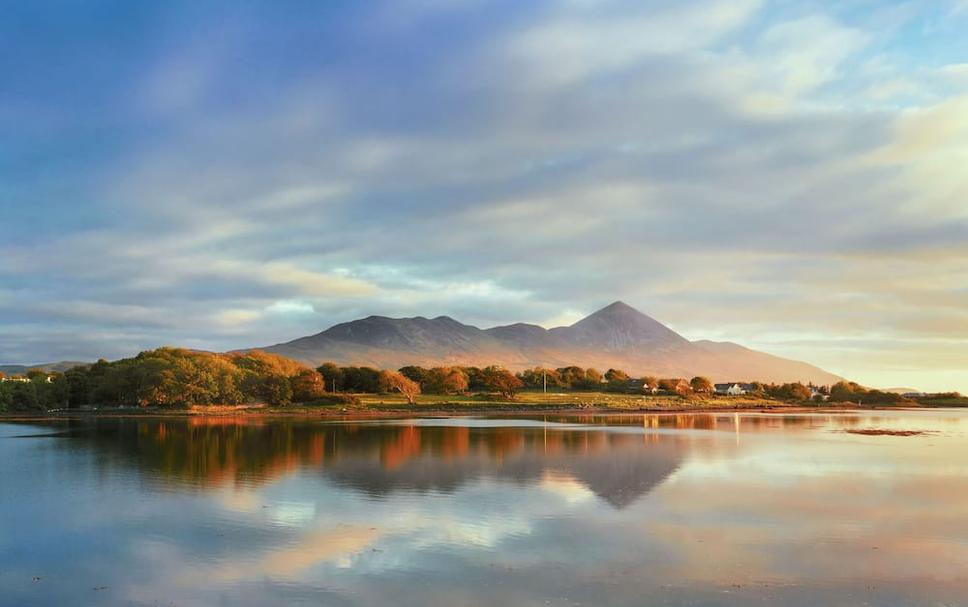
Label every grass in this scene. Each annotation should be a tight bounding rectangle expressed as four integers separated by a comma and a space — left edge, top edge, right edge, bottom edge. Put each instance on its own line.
2, 391, 862, 419
917, 396, 968, 407
349, 390, 791, 412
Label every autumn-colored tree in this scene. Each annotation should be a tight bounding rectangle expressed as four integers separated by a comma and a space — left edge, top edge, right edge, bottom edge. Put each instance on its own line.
481, 366, 524, 399
605, 368, 630, 383
658, 378, 691, 395
380, 370, 421, 404
776, 382, 811, 401
291, 369, 325, 402
438, 368, 469, 394
690, 376, 713, 393
555, 366, 586, 388
829, 381, 866, 402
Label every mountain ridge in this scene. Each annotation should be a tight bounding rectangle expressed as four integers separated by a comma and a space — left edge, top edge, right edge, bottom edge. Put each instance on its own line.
259, 301, 843, 385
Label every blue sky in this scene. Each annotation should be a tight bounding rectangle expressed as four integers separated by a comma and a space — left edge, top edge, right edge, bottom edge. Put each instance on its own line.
1, 0, 966, 391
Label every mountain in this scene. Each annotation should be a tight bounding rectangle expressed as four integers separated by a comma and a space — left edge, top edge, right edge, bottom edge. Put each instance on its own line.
258, 301, 843, 385
0, 361, 88, 376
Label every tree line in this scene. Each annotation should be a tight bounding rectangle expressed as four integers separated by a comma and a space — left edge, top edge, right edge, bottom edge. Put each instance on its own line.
0, 348, 919, 412
1, 349, 334, 411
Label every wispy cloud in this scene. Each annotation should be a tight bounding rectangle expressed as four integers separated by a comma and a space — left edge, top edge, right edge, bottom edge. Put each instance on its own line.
1, 0, 966, 390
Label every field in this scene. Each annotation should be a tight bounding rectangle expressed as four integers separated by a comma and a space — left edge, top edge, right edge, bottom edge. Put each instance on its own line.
345, 390, 790, 412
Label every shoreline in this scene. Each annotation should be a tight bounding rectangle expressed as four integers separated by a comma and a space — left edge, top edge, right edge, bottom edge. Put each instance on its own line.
0, 401, 937, 423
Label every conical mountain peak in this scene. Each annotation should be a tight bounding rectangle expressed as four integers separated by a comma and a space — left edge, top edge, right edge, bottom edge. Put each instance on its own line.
580, 301, 648, 323
563, 301, 689, 349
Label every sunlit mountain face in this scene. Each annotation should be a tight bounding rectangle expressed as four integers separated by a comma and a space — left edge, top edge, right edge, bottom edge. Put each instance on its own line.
260, 302, 843, 384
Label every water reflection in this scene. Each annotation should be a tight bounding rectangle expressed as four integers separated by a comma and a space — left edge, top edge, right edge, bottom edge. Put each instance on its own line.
44, 416, 697, 509
2, 411, 968, 607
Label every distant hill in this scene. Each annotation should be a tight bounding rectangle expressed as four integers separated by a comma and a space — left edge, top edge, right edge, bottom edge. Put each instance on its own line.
0, 361, 88, 376
258, 301, 843, 385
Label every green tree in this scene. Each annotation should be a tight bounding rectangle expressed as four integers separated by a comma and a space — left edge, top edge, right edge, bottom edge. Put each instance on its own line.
399, 366, 431, 386
65, 367, 91, 408
10, 381, 41, 411
316, 363, 344, 392
341, 367, 382, 392
261, 374, 293, 406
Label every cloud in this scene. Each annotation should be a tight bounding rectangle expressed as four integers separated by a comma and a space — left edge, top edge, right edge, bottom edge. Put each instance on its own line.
1, 0, 966, 390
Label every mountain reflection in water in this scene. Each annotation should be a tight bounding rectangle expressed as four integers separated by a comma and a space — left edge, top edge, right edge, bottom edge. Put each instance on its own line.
3, 411, 968, 607
51, 416, 703, 509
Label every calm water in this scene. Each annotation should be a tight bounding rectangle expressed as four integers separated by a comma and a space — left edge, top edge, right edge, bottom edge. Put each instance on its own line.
2, 411, 967, 606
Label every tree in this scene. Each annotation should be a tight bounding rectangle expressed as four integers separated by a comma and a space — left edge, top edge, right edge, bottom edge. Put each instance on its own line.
399, 366, 431, 386
481, 366, 524, 399
583, 368, 603, 386
316, 363, 344, 392
291, 369, 325, 402
605, 368, 630, 383
690, 376, 713, 393
65, 367, 91, 408
26, 368, 49, 382
605, 368, 631, 392
642, 376, 658, 390
830, 381, 865, 402
261, 374, 293, 406
771, 382, 811, 401
341, 366, 382, 393
658, 378, 691, 395
438, 368, 469, 394
39, 373, 69, 409
10, 381, 40, 411
463, 367, 486, 391
380, 370, 421, 404
556, 366, 586, 388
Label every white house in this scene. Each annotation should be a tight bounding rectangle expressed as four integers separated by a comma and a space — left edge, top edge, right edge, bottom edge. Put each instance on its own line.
809, 386, 830, 401
714, 383, 750, 396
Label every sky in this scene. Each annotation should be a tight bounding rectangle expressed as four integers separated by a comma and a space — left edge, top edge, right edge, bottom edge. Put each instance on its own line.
1, 0, 966, 392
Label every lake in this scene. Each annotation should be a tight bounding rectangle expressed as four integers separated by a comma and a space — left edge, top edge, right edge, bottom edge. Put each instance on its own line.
2, 411, 967, 606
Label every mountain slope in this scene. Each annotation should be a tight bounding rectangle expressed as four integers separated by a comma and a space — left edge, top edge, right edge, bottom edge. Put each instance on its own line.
259, 302, 843, 385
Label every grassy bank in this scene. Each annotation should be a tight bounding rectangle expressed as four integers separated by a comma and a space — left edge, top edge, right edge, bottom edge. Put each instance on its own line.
0, 391, 861, 420
352, 391, 782, 411
8, 390, 960, 421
